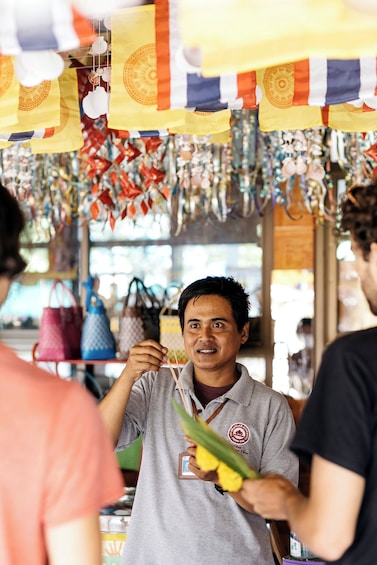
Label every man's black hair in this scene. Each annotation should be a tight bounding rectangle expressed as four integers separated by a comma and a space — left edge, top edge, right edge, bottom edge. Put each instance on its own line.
178, 276, 250, 332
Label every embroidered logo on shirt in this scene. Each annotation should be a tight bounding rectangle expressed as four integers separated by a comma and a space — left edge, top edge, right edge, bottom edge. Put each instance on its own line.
227, 423, 250, 445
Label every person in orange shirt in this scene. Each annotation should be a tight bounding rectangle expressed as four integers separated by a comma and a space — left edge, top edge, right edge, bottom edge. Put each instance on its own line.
0, 183, 124, 565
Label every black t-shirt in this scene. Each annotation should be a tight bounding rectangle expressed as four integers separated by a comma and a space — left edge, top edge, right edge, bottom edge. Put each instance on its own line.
291, 327, 377, 564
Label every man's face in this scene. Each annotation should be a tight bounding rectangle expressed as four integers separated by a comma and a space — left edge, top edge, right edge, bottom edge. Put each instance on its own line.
351, 236, 377, 316
182, 294, 249, 376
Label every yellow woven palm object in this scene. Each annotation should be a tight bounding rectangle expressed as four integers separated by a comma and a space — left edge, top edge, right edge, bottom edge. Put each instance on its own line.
173, 400, 260, 491
196, 445, 244, 491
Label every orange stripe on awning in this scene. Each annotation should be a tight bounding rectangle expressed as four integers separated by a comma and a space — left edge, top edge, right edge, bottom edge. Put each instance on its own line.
155, 0, 172, 110
44, 127, 55, 138
293, 59, 310, 106
71, 7, 97, 47
237, 71, 258, 109
321, 106, 329, 126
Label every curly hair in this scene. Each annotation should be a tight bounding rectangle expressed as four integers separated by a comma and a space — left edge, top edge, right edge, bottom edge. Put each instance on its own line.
337, 182, 377, 260
0, 183, 26, 278
178, 276, 250, 332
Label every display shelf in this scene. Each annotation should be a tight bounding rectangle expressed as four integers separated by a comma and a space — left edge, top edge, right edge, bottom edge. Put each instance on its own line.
31, 341, 126, 378
46, 358, 125, 365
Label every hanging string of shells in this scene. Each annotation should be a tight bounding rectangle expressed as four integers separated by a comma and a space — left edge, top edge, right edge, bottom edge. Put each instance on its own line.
1, 110, 377, 236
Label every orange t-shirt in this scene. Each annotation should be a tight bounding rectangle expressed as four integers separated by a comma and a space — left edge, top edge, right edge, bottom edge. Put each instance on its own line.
0, 344, 124, 565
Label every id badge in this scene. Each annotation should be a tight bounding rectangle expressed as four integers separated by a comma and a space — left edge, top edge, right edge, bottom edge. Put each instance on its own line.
178, 451, 198, 480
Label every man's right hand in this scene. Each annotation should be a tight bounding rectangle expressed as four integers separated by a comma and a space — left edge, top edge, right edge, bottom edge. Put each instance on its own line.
121, 339, 168, 383
99, 340, 168, 445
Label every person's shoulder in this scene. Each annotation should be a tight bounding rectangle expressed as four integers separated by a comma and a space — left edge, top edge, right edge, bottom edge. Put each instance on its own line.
325, 326, 377, 356
244, 375, 286, 404
0, 344, 75, 392
251, 378, 287, 403
238, 363, 279, 397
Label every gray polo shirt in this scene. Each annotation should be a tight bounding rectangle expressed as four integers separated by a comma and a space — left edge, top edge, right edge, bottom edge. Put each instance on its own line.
116, 362, 298, 565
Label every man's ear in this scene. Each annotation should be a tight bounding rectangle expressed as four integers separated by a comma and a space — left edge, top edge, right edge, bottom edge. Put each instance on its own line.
240, 321, 250, 345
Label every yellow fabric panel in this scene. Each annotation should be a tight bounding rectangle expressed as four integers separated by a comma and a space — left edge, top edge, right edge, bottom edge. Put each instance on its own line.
256, 68, 322, 132
1, 78, 60, 132
170, 110, 231, 135
30, 69, 83, 154
0, 55, 19, 128
178, 0, 377, 76
108, 5, 186, 131
327, 104, 377, 132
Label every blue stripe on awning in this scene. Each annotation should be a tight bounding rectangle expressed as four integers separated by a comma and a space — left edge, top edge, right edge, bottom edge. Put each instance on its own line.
186, 74, 221, 107
325, 59, 361, 106
8, 131, 35, 141
15, 0, 58, 50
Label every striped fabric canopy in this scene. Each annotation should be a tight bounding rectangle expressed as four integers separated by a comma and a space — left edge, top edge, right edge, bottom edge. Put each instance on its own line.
155, 0, 258, 111
0, 0, 95, 54
2, 2, 377, 142
293, 58, 377, 108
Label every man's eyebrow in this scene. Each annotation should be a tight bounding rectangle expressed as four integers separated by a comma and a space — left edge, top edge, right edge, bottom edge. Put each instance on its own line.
186, 317, 228, 323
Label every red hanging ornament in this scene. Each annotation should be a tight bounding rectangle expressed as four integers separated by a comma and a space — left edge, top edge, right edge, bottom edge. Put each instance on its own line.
113, 140, 133, 165
364, 142, 377, 163
160, 184, 170, 200
123, 142, 142, 162
128, 202, 137, 218
86, 156, 112, 179
98, 189, 115, 208
140, 199, 149, 216
140, 163, 165, 188
90, 200, 100, 220
109, 211, 116, 231
142, 137, 163, 153
110, 171, 117, 185
119, 170, 143, 199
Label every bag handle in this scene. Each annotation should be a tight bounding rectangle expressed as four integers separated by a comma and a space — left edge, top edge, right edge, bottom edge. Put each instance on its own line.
82, 277, 105, 312
48, 280, 78, 308
124, 277, 143, 307
124, 277, 161, 309
160, 286, 183, 316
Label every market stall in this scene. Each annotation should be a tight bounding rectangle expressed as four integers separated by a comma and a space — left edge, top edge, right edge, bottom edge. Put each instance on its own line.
3, 2, 377, 564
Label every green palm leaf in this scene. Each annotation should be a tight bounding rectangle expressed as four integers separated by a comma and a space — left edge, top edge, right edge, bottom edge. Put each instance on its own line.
173, 399, 260, 480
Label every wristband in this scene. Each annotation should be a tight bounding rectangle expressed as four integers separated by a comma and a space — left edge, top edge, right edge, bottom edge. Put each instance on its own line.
214, 483, 228, 495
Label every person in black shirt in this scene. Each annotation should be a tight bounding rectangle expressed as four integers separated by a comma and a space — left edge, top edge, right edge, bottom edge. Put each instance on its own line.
240, 181, 377, 565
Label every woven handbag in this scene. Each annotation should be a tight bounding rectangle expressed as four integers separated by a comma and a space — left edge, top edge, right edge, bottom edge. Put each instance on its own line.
36, 280, 83, 361
81, 281, 116, 361
118, 277, 162, 359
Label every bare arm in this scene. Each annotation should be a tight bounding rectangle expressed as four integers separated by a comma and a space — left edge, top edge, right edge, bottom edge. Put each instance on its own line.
98, 340, 167, 445
45, 513, 102, 565
240, 454, 365, 562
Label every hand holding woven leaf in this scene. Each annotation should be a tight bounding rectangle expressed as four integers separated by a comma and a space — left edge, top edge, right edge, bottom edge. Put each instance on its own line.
173, 400, 260, 486
196, 445, 244, 492
196, 445, 219, 471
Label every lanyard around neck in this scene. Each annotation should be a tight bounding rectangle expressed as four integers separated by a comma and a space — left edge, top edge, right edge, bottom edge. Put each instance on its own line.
191, 397, 229, 424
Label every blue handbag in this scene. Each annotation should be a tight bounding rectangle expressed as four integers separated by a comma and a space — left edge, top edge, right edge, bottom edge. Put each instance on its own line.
81, 278, 116, 361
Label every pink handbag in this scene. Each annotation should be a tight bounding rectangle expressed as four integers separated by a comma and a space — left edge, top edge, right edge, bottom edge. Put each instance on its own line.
36, 280, 83, 361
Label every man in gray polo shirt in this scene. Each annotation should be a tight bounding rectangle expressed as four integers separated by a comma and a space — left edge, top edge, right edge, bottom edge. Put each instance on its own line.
100, 276, 298, 565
